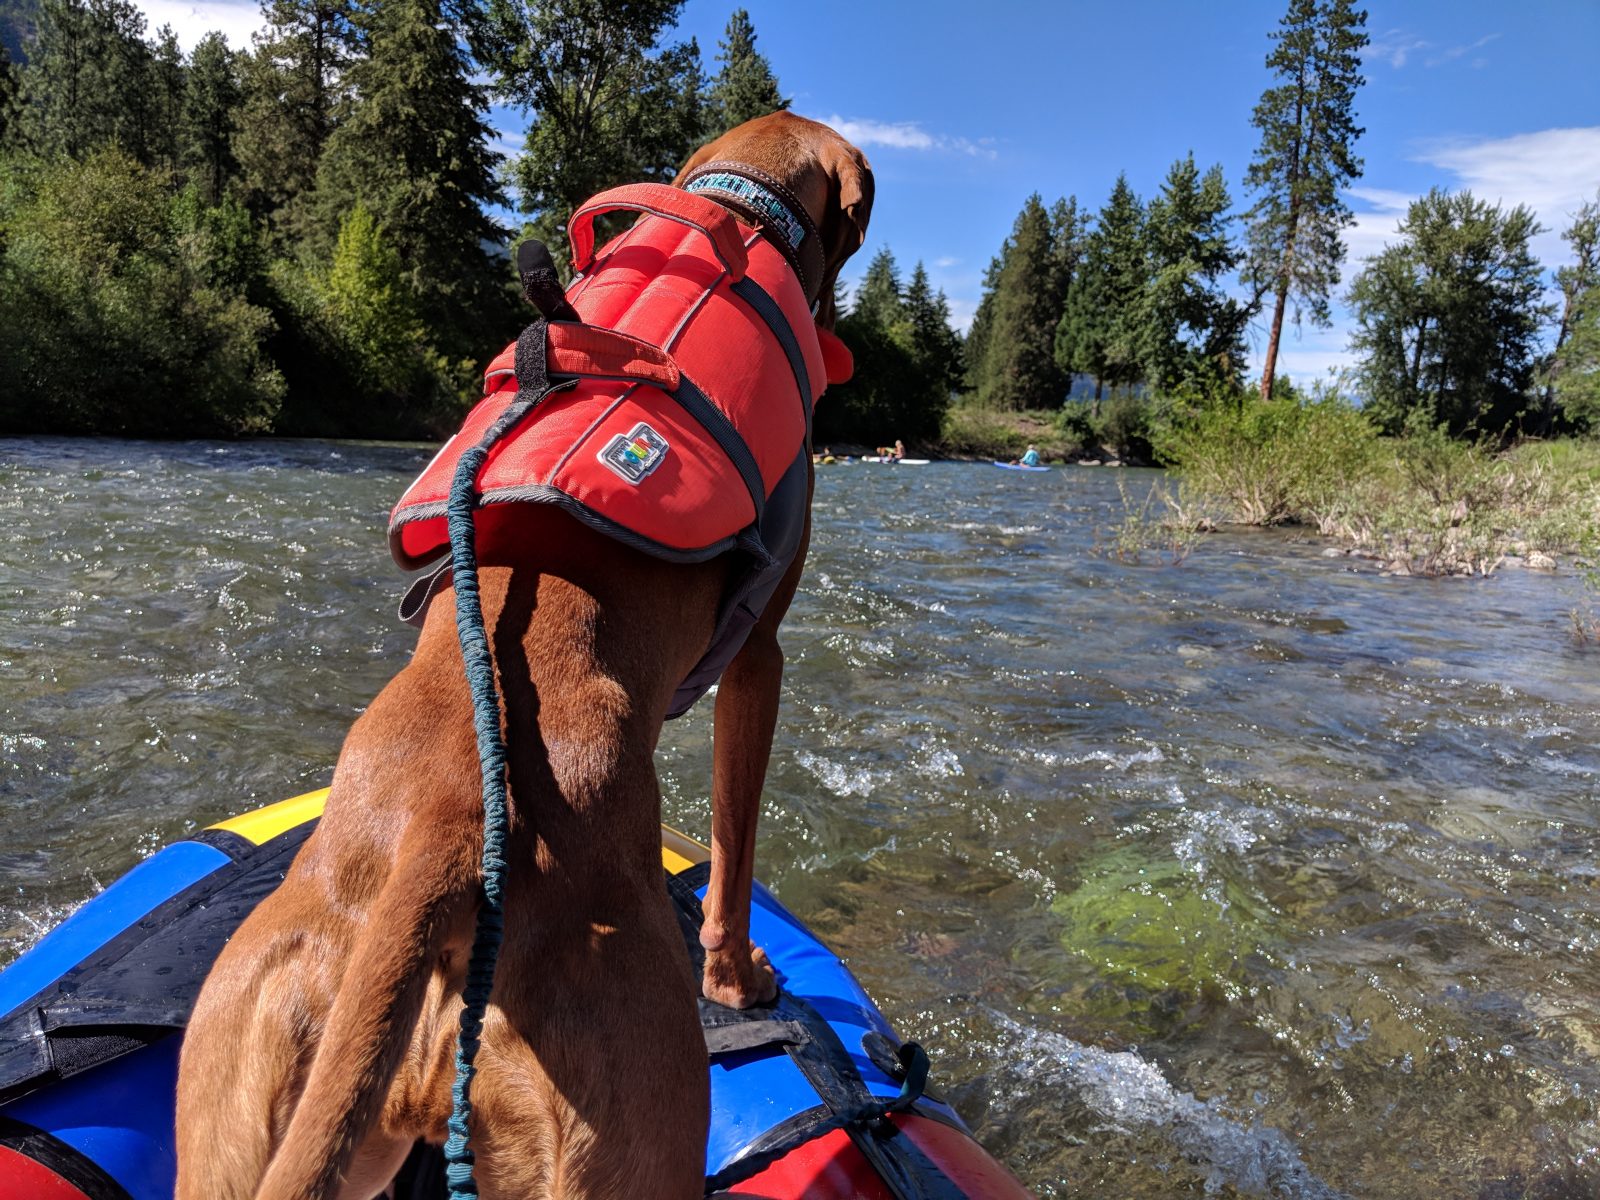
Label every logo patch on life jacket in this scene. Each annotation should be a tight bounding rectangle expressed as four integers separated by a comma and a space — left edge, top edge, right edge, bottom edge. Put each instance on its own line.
599, 422, 670, 484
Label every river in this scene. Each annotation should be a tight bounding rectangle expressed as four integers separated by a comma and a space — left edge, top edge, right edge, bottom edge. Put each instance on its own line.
2, 436, 1597, 1198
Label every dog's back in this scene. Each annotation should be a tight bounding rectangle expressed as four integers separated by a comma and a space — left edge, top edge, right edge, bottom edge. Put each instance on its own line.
177, 521, 723, 1199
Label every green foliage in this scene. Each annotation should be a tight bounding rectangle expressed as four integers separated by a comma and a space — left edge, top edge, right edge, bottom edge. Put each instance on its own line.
0, 44, 15, 145
1144, 155, 1248, 394
1057, 174, 1149, 397
1243, 0, 1368, 397
181, 30, 240, 205
977, 194, 1067, 409
10, 0, 167, 164
472, 0, 705, 273
1154, 388, 1379, 526
1548, 193, 1600, 433
0, 148, 284, 435
706, 8, 786, 136
817, 248, 956, 445
314, 0, 509, 358
234, 0, 358, 235
1349, 188, 1550, 439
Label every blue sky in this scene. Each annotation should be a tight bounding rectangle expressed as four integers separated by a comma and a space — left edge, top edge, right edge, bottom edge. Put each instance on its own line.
140, 0, 1600, 387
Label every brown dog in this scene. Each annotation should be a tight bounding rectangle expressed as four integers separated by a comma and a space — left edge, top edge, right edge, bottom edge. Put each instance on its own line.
175, 112, 872, 1200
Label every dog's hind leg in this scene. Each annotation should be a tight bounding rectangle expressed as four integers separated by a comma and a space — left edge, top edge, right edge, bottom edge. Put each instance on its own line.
250, 818, 480, 1200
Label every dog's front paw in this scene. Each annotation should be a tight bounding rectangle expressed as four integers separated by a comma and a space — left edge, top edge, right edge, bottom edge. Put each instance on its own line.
702, 940, 777, 1009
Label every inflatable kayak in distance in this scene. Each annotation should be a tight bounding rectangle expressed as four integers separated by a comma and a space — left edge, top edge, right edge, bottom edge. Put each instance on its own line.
861, 457, 930, 465
0, 790, 1033, 1200
992, 462, 1050, 472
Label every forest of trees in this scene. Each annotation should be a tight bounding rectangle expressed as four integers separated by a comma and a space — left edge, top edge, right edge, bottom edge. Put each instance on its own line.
2, 0, 1598, 447
0, 0, 819, 436
945, 0, 1600, 452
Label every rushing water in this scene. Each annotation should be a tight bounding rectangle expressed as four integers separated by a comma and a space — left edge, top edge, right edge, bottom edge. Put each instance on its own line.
3, 436, 1598, 1199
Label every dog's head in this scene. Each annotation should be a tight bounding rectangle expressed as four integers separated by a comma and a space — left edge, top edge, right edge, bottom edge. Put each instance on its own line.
674, 112, 873, 329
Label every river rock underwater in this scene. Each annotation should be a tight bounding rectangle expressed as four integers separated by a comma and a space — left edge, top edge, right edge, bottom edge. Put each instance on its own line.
2, 438, 1597, 1198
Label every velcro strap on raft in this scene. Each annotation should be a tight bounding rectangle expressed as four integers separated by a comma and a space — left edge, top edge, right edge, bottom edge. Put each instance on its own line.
569, 182, 748, 281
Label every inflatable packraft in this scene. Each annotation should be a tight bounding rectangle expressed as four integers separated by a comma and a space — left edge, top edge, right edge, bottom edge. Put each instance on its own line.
0, 791, 1033, 1199
389, 180, 855, 719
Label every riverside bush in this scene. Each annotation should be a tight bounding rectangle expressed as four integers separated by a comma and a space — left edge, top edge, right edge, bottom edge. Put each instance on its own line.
0, 150, 285, 435
1152, 391, 1379, 526
1150, 388, 1600, 576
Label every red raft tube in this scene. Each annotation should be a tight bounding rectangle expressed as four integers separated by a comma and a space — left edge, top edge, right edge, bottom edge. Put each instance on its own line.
0, 790, 1034, 1199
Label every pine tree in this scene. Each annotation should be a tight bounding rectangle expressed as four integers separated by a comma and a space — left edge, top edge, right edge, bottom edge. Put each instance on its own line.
706, 9, 786, 137
1547, 193, 1600, 432
1057, 175, 1149, 401
13, 0, 158, 162
1349, 189, 1549, 437
962, 248, 1005, 394
1144, 154, 1248, 394
472, 0, 707, 272
0, 43, 17, 146
1047, 196, 1088, 319
182, 31, 241, 205
851, 246, 902, 329
314, 0, 505, 351
1244, 0, 1369, 400
903, 261, 964, 398
235, 0, 357, 233
145, 24, 184, 181
977, 194, 1066, 409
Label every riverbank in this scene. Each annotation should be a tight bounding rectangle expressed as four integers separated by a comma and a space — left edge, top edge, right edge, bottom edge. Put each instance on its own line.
1119, 400, 1600, 582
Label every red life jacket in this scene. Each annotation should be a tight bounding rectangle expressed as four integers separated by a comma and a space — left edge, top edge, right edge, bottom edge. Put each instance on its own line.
389, 182, 852, 717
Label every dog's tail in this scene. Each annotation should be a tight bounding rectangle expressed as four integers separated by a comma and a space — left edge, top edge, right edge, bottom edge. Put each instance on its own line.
255, 823, 479, 1200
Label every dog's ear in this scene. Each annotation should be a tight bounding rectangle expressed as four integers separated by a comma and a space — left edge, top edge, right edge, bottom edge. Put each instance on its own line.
814, 142, 874, 329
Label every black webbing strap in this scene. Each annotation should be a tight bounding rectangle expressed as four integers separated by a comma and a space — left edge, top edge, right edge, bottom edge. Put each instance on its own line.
664, 863, 965, 1200
670, 374, 767, 522
729, 276, 815, 447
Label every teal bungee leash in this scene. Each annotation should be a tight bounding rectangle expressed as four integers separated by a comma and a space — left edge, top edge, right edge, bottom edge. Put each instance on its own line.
440, 242, 578, 1198
439, 435, 513, 1199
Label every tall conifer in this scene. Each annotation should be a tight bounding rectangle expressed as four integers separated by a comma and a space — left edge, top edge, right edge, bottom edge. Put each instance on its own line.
182, 32, 241, 205
1244, 0, 1368, 400
904, 261, 964, 397
1144, 154, 1247, 393
852, 246, 902, 330
1057, 175, 1149, 400
707, 9, 786, 136
13, 0, 156, 161
472, 0, 706, 271
978, 194, 1064, 410
314, 0, 504, 350
235, 0, 357, 233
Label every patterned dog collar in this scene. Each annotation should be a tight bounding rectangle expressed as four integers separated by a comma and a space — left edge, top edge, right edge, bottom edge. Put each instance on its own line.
682, 162, 824, 300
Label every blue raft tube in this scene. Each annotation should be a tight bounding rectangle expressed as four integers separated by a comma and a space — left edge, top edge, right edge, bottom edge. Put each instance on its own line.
0, 790, 1034, 1199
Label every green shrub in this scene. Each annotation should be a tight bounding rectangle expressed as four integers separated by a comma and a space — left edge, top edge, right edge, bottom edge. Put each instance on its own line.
1153, 390, 1379, 525
0, 149, 283, 435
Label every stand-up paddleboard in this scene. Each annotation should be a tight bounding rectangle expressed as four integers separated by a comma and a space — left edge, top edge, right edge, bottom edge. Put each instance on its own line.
993, 461, 1050, 472
0, 789, 1034, 1200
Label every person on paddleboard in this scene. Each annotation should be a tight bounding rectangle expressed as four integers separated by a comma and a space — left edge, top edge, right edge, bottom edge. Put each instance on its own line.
1012, 444, 1040, 467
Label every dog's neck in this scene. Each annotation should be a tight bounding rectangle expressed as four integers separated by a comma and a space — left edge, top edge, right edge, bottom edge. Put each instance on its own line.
681, 162, 826, 305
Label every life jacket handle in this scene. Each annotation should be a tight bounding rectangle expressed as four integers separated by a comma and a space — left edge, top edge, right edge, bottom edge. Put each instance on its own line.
568, 183, 749, 282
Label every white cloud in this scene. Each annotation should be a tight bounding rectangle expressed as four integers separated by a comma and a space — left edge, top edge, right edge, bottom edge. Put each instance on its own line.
132, 1, 263, 52
1365, 29, 1430, 68
810, 113, 996, 160
1423, 32, 1500, 69
1256, 126, 1600, 384
1364, 28, 1499, 70
933, 256, 960, 269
